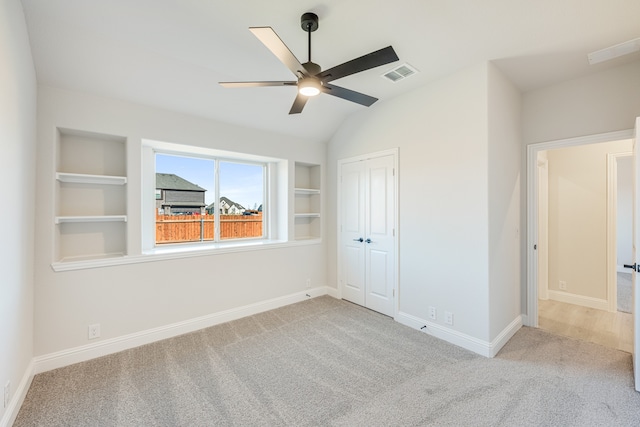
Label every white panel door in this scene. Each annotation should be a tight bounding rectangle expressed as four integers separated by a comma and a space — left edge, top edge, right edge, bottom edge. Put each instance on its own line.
364, 155, 396, 316
633, 117, 640, 392
340, 152, 396, 317
340, 160, 366, 306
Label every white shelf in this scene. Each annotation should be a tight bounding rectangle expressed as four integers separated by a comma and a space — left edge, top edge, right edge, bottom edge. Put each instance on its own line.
56, 172, 127, 185
294, 213, 321, 218
294, 187, 320, 195
57, 252, 126, 263
55, 215, 128, 224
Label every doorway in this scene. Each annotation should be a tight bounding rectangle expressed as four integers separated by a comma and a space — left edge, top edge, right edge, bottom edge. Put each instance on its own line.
338, 149, 398, 317
526, 131, 634, 353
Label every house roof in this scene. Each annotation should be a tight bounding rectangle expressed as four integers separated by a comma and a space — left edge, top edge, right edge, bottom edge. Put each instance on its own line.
156, 173, 206, 192
206, 197, 244, 211
20, 1, 640, 143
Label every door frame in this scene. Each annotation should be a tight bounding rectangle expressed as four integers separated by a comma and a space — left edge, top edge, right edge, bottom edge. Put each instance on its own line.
526, 129, 633, 327
607, 152, 633, 312
337, 148, 399, 317
537, 154, 549, 301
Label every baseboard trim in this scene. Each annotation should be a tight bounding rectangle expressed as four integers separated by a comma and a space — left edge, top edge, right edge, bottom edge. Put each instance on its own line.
489, 315, 523, 357
0, 359, 34, 427
548, 290, 608, 311
325, 286, 338, 298
395, 312, 522, 358
34, 286, 333, 374
396, 312, 492, 357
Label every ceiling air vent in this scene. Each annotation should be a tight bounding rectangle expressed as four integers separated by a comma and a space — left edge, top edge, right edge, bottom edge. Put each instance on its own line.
381, 63, 418, 83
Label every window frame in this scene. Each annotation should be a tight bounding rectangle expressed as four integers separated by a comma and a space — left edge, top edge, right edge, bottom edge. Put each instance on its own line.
142, 139, 285, 255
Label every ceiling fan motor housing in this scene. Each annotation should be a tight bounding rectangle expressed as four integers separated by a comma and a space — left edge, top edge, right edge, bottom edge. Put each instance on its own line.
302, 61, 321, 76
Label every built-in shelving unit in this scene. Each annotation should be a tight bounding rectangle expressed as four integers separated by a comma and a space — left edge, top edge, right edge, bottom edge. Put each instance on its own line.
294, 162, 321, 240
54, 128, 128, 263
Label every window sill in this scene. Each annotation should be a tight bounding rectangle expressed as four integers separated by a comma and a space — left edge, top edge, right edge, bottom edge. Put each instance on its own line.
50, 238, 321, 272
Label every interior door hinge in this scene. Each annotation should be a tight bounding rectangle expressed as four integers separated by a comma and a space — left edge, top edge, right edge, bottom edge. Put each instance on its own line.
393, 289, 395, 297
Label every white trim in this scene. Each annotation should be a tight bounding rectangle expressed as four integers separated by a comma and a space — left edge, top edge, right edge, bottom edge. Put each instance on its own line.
537, 155, 549, 301
490, 316, 524, 357
336, 148, 399, 318
51, 238, 321, 272
33, 286, 334, 374
526, 129, 634, 327
607, 152, 633, 312
325, 286, 339, 298
547, 290, 610, 311
0, 360, 34, 427
395, 312, 522, 358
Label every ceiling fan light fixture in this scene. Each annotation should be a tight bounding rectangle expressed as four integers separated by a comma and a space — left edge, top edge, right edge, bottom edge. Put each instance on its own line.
299, 78, 321, 96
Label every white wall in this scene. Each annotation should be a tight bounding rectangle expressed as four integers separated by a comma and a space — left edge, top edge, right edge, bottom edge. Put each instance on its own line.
546, 140, 631, 301
487, 63, 522, 340
0, 0, 36, 424
523, 61, 640, 144
617, 156, 633, 268
521, 60, 640, 313
328, 62, 521, 351
33, 86, 326, 357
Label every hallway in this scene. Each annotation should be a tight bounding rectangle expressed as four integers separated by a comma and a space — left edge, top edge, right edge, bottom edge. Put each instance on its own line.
538, 299, 632, 353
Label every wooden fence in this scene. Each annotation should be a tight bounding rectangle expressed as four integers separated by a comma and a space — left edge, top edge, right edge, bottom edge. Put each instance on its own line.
155, 214, 263, 244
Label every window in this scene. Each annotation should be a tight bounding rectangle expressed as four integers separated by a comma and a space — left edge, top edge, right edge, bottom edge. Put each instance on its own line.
142, 139, 288, 255
154, 153, 265, 245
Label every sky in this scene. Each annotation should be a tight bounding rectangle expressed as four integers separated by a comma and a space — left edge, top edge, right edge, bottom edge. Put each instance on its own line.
156, 154, 263, 209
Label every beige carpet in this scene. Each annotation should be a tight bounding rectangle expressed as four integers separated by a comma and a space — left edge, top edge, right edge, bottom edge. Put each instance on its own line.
14, 296, 640, 426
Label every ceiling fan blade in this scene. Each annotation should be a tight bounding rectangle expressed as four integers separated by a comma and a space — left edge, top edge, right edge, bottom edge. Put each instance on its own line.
220, 81, 297, 88
288, 93, 309, 114
317, 46, 399, 82
249, 27, 309, 77
321, 83, 378, 107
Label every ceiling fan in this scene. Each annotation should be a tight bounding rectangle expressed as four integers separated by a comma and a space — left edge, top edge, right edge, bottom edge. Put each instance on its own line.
219, 12, 400, 114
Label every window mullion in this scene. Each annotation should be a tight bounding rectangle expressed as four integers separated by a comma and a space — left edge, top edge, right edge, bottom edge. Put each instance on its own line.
214, 158, 221, 242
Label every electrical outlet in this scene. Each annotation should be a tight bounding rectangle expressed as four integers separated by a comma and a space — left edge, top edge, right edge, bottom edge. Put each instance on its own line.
4, 381, 10, 408
444, 311, 454, 325
428, 306, 437, 320
559, 281, 567, 291
306, 278, 311, 289
88, 323, 101, 340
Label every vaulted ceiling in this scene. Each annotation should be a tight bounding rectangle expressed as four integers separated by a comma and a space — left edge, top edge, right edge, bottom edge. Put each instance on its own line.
20, 0, 640, 142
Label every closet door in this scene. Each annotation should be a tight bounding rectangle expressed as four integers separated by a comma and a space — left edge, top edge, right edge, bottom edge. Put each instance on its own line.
339, 152, 396, 317
340, 160, 366, 306
364, 154, 395, 316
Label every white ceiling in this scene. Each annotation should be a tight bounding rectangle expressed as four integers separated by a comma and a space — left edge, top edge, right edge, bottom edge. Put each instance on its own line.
20, 0, 640, 143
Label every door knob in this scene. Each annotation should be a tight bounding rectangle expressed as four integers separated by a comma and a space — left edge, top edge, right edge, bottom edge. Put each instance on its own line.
623, 263, 639, 272
353, 238, 363, 242
365, 238, 372, 244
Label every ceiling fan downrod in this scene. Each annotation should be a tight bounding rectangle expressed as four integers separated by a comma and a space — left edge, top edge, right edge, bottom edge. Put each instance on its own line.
301, 12, 320, 75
